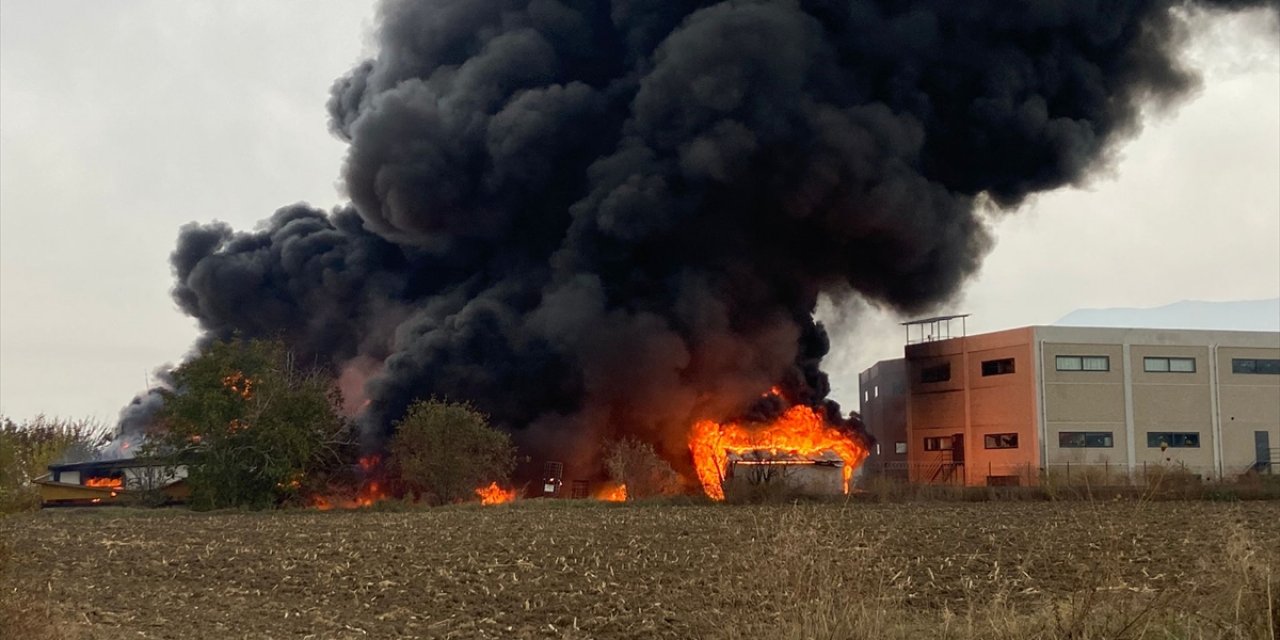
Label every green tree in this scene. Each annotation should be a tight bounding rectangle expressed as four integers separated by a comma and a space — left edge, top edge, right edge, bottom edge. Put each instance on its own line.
390, 400, 516, 505
158, 338, 352, 510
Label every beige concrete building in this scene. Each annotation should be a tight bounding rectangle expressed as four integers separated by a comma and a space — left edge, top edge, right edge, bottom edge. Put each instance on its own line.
859, 320, 1280, 486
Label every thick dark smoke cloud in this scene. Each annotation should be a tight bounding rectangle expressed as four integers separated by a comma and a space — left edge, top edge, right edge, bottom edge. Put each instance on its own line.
152, 0, 1277, 469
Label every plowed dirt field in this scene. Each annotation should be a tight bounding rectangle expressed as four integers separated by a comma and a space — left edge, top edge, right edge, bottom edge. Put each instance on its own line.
3, 500, 1277, 638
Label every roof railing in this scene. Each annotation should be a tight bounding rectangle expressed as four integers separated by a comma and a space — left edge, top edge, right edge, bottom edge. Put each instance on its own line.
901, 313, 969, 345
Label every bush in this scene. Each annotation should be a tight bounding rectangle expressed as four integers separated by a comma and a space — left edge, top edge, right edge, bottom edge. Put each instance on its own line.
0, 416, 106, 485
602, 437, 682, 500
390, 400, 515, 505
0, 415, 107, 513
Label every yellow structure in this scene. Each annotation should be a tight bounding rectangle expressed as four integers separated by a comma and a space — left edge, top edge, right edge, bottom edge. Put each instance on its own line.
36, 458, 190, 506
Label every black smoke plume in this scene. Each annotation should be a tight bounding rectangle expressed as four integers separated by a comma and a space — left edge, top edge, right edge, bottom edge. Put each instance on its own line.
152, 0, 1276, 470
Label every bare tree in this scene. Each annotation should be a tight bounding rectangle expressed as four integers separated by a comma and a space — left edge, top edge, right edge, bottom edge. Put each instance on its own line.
603, 438, 681, 500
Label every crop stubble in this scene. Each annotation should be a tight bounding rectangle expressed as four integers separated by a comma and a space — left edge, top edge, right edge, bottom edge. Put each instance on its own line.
2, 501, 1277, 639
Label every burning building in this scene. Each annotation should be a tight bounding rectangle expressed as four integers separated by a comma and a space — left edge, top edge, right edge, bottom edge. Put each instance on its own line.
106, 0, 1277, 495
690, 398, 868, 499
723, 451, 848, 498
36, 458, 189, 507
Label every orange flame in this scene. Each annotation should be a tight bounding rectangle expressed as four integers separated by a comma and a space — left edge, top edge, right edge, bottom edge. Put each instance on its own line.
84, 477, 123, 490
594, 483, 628, 502
475, 481, 517, 505
355, 480, 387, 507
311, 454, 388, 510
221, 371, 254, 399
689, 403, 868, 500
311, 480, 388, 510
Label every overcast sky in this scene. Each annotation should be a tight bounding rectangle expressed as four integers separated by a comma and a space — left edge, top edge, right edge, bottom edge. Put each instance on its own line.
1, 2, 1277, 425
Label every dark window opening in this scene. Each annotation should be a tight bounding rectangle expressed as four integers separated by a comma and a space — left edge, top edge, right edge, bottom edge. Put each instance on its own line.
921, 363, 951, 383
1058, 431, 1114, 448
984, 433, 1019, 449
1232, 358, 1280, 375
981, 358, 1016, 376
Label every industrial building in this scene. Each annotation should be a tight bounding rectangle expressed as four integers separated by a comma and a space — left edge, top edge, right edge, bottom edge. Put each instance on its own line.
859, 317, 1280, 486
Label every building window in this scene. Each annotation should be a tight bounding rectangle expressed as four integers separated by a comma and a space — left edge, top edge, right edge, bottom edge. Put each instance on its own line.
1232, 358, 1280, 375
874, 385, 879, 398
894, 441, 907, 454
921, 363, 951, 383
923, 436, 953, 451
863, 390, 869, 402
1059, 431, 1114, 448
983, 433, 1019, 449
981, 358, 1016, 376
1143, 357, 1195, 373
875, 443, 881, 456
1056, 355, 1110, 371
1146, 432, 1200, 448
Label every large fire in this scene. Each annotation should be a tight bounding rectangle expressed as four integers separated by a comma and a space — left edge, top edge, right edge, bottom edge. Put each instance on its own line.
594, 483, 627, 502
475, 482, 517, 505
84, 477, 123, 490
688, 401, 868, 500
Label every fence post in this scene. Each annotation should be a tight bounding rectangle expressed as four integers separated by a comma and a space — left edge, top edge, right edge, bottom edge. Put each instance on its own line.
1105, 460, 1110, 484
1066, 461, 1071, 485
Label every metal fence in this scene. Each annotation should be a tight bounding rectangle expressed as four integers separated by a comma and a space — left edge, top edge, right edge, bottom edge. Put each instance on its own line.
859, 460, 1272, 487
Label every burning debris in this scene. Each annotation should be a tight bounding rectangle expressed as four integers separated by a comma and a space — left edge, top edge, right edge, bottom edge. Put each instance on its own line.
310, 455, 389, 510
475, 482, 517, 505
112, 0, 1277, 497
593, 483, 628, 502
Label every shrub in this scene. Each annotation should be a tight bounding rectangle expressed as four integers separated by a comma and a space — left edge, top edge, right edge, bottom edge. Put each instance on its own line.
0, 416, 106, 485
390, 400, 515, 505
0, 415, 107, 513
602, 437, 682, 500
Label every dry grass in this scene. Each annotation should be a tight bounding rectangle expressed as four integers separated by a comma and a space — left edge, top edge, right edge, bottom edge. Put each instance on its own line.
722, 503, 1279, 639
858, 472, 1280, 503
0, 501, 1276, 639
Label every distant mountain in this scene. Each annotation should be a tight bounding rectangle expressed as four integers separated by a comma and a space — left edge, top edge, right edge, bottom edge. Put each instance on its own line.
1055, 298, 1280, 332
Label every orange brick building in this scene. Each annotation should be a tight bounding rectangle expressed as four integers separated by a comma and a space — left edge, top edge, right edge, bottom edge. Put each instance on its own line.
860, 318, 1279, 486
